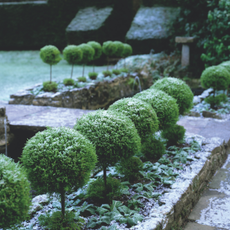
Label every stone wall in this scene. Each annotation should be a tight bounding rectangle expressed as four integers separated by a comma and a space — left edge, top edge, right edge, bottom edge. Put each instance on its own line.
9, 72, 153, 109
0, 107, 13, 154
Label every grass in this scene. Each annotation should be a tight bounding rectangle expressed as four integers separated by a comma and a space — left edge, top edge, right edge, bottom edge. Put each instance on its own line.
0, 51, 107, 102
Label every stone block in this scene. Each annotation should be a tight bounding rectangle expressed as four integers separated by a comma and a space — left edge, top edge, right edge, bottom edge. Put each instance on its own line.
175, 37, 195, 43
0, 107, 5, 117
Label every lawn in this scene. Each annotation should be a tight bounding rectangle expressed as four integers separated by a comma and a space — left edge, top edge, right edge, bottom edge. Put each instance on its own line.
0, 51, 107, 102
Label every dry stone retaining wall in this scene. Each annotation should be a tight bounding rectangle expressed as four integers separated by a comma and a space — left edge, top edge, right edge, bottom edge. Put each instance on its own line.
9, 72, 152, 109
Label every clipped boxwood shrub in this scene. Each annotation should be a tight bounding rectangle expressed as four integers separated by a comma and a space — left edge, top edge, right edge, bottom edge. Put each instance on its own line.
121, 43, 132, 58
20, 127, 97, 217
151, 77, 194, 115
43, 81, 58, 92
116, 156, 143, 182
161, 124, 186, 146
113, 41, 124, 57
141, 134, 166, 161
102, 41, 118, 57
87, 41, 102, 73
77, 76, 87, 82
108, 98, 159, 141
102, 70, 112, 77
63, 45, 83, 79
112, 69, 121, 75
87, 176, 122, 203
205, 93, 228, 108
40, 45, 62, 83
63, 78, 74, 86
0, 154, 31, 229
134, 89, 179, 130
74, 110, 141, 187
88, 72, 98, 80
200, 65, 230, 91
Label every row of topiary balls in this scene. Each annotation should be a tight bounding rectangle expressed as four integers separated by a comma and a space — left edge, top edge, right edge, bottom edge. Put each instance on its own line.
0, 77, 194, 229
40, 41, 132, 92
200, 60, 230, 108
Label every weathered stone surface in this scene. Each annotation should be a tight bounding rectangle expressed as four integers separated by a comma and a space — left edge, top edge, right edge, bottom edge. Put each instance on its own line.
175, 37, 195, 43
184, 222, 215, 230
202, 111, 222, 119
66, 6, 113, 44
126, 6, 180, 53
187, 111, 200, 117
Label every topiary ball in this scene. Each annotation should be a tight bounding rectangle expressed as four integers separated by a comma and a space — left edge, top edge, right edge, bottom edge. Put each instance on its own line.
121, 43, 132, 58
40, 45, 62, 65
161, 124, 186, 146
116, 156, 143, 182
200, 65, 230, 90
141, 134, 166, 161
0, 154, 31, 229
102, 70, 112, 77
77, 76, 87, 82
20, 127, 97, 195
78, 43, 95, 64
43, 81, 58, 92
88, 72, 98, 80
134, 88, 179, 130
151, 77, 194, 115
102, 41, 118, 57
113, 41, 124, 57
112, 69, 121, 75
108, 98, 159, 141
74, 110, 141, 169
87, 41, 102, 60
218, 61, 230, 86
63, 45, 83, 65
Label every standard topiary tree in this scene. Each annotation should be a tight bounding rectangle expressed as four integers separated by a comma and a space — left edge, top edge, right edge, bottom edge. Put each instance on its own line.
200, 65, 230, 108
134, 88, 179, 130
0, 154, 31, 229
151, 77, 194, 115
87, 41, 102, 73
63, 45, 83, 79
113, 41, 124, 58
121, 43, 132, 68
78, 43, 95, 77
102, 41, 118, 70
218, 61, 230, 95
74, 110, 141, 188
108, 98, 159, 141
40, 45, 62, 83
20, 127, 97, 218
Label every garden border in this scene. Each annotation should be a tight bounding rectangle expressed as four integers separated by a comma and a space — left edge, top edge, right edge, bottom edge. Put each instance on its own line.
133, 136, 230, 230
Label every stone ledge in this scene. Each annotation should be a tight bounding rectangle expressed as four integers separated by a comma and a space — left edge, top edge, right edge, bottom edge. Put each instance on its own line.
9, 73, 152, 110
132, 135, 230, 230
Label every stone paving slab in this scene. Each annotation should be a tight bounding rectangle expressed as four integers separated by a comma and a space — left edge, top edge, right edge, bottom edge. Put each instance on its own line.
184, 222, 216, 230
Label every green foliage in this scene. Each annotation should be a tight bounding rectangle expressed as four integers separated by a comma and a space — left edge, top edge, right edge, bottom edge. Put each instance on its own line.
78, 43, 95, 64
40, 45, 62, 65
20, 127, 97, 195
74, 110, 141, 170
121, 44, 132, 58
0, 154, 31, 229
161, 124, 186, 146
108, 97, 159, 141
102, 41, 118, 57
141, 134, 166, 161
87, 177, 122, 203
151, 77, 194, 115
200, 0, 230, 67
200, 65, 229, 90
112, 69, 121, 75
63, 78, 74, 86
87, 41, 102, 60
43, 81, 58, 92
88, 72, 98, 80
63, 45, 83, 65
113, 41, 124, 57
102, 70, 112, 77
38, 210, 84, 230
219, 61, 230, 85
134, 88, 179, 130
205, 94, 228, 108
119, 68, 129, 73
77, 76, 87, 82
116, 156, 143, 182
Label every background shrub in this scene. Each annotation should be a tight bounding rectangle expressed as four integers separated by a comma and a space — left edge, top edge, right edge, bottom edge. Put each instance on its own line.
113, 41, 124, 57
88, 72, 98, 80
77, 76, 87, 82
102, 70, 112, 77
116, 156, 143, 182
108, 98, 159, 141
63, 78, 75, 86
121, 43, 132, 58
74, 110, 141, 187
87, 176, 122, 203
43, 81, 58, 92
63, 45, 83, 79
151, 77, 194, 115
205, 93, 227, 108
21, 127, 97, 217
40, 45, 62, 83
161, 124, 186, 146
0, 154, 31, 229
134, 89, 179, 130
102, 41, 118, 57
87, 41, 102, 72
112, 69, 121, 75
141, 134, 166, 161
